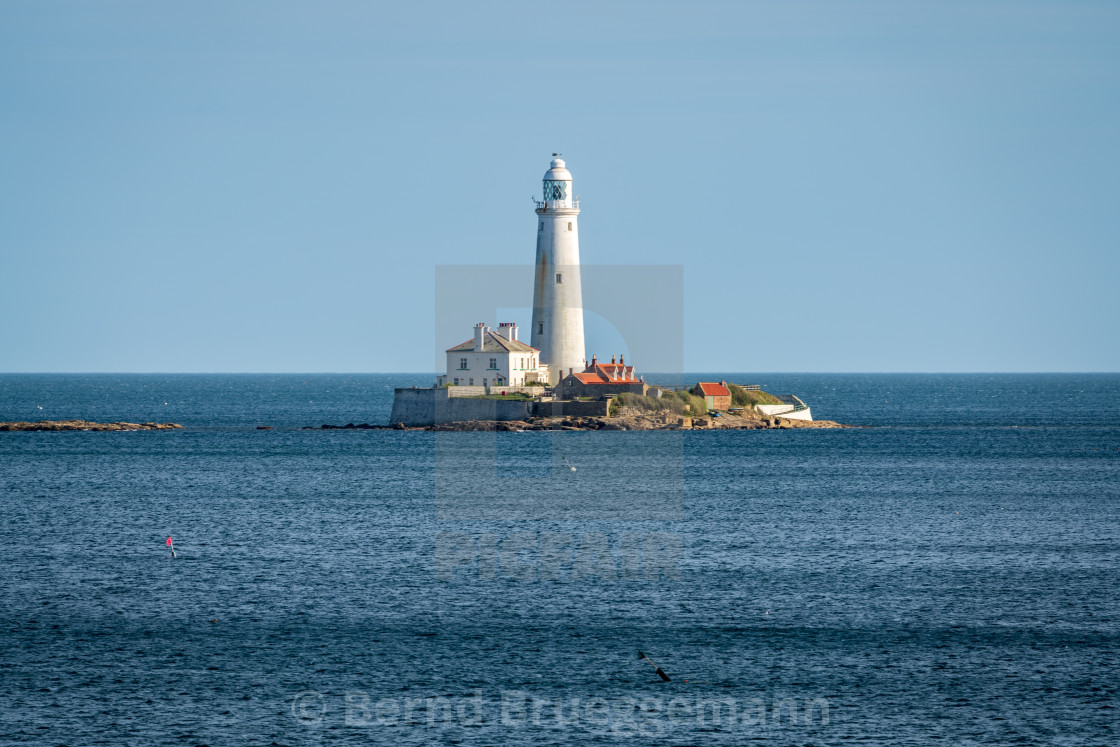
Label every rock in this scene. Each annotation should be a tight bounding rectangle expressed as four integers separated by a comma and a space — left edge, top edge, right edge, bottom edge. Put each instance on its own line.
0, 420, 182, 432
256, 426, 273, 430
392, 422, 406, 430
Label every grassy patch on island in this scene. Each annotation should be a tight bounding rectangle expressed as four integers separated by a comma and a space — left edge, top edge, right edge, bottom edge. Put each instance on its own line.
727, 384, 782, 407
610, 390, 708, 417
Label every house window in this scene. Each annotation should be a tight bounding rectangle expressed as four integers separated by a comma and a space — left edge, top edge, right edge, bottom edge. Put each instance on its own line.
489, 358, 497, 369
469, 378, 473, 386
459, 358, 468, 370
453, 378, 459, 385
538, 322, 543, 334
556, 273, 562, 284
567, 222, 572, 231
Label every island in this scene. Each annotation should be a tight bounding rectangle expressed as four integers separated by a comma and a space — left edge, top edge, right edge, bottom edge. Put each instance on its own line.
0, 420, 182, 432
387, 380, 847, 431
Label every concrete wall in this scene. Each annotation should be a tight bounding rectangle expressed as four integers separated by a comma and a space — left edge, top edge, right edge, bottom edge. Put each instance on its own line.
756, 404, 795, 417
390, 387, 440, 426
446, 398, 534, 424
447, 385, 543, 398
391, 388, 607, 425
535, 400, 610, 418
757, 401, 814, 421
558, 377, 646, 398
390, 387, 536, 426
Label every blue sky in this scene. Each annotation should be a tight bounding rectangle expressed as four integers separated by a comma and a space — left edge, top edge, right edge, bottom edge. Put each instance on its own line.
1, 1, 1117, 372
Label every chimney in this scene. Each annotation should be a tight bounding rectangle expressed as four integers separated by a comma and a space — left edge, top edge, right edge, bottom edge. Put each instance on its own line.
619, 354, 624, 365
591, 354, 597, 366
474, 322, 486, 350
498, 322, 517, 342
611, 354, 616, 364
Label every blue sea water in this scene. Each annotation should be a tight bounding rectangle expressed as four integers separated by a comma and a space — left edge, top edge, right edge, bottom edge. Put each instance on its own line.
0, 373, 1117, 745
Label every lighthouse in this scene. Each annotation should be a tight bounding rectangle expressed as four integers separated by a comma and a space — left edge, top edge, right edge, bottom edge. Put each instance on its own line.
531, 156, 586, 384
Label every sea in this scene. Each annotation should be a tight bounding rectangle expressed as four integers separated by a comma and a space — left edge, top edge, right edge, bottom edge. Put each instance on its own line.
0, 373, 1117, 746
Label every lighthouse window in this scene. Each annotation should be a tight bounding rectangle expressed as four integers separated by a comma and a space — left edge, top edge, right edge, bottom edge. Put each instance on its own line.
538, 322, 543, 334
539, 222, 543, 232
567, 222, 572, 231
556, 273, 562, 284
543, 180, 567, 201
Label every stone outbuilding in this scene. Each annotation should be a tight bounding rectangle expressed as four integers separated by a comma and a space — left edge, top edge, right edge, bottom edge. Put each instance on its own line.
696, 381, 732, 411
559, 354, 647, 398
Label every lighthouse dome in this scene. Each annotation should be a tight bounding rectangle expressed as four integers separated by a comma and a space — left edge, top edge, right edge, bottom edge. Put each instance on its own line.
544, 157, 572, 181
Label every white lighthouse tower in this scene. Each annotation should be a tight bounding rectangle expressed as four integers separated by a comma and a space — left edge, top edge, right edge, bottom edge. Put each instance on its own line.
531, 155, 586, 384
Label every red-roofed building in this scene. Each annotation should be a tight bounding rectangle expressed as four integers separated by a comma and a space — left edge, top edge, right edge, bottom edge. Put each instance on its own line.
560, 354, 647, 398
695, 381, 732, 411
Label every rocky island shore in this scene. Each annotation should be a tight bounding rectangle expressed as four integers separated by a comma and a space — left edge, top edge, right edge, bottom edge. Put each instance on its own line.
422, 409, 848, 431
306, 408, 848, 432
0, 420, 182, 432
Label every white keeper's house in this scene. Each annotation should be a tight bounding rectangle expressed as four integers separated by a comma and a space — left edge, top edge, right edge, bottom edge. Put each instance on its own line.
436, 322, 549, 388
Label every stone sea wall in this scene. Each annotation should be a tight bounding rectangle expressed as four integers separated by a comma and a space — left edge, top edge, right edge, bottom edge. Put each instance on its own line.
390, 388, 535, 426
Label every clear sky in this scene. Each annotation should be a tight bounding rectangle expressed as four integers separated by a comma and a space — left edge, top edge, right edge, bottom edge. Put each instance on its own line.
1, 1, 1117, 372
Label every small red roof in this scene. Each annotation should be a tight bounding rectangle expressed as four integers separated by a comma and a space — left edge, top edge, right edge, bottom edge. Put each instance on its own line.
592, 363, 638, 382
565, 363, 640, 385
697, 381, 731, 397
